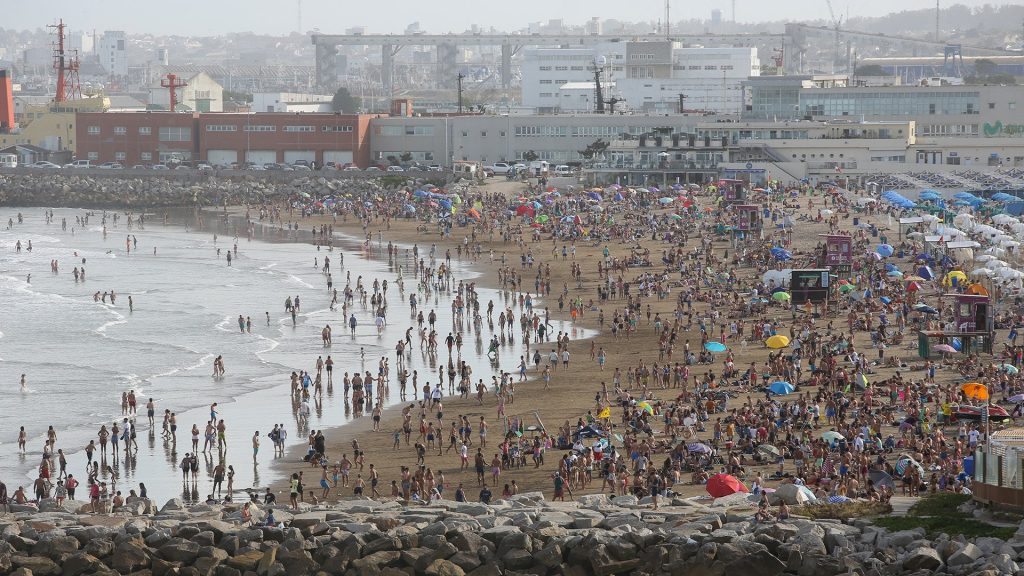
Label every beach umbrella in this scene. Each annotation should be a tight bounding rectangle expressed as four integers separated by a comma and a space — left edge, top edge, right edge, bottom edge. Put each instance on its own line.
586, 191, 602, 201
998, 363, 1019, 374
769, 381, 795, 395
1009, 393, 1024, 403
876, 244, 894, 257
880, 296, 892, 304
821, 431, 845, 443
687, 443, 712, 454
636, 401, 654, 415
758, 444, 781, 458
868, 470, 895, 490
820, 209, 833, 216
705, 474, 749, 498
944, 270, 967, 286
828, 495, 851, 504
765, 334, 791, 349
906, 282, 922, 292
887, 270, 903, 278
467, 208, 480, 219
659, 197, 674, 205
534, 215, 549, 224
960, 382, 989, 400
704, 341, 727, 353
839, 284, 855, 294
933, 344, 957, 354
771, 292, 792, 302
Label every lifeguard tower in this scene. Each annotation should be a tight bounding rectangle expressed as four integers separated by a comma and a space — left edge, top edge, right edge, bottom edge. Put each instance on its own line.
818, 234, 853, 275
732, 204, 762, 245
719, 179, 747, 205
917, 289, 994, 358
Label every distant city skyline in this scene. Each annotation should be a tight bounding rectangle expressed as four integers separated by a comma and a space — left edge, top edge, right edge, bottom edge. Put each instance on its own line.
5, 0, 1013, 36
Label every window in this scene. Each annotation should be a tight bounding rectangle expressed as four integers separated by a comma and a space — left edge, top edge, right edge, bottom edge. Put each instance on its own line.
1011, 102, 1018, 110
481, 131, 487, 137
404, 126, 433, 136
113, 126, 126, 135
141, 152, 152, 161
461, 131, 468, 137
539, 80, 552, 84
115, 152, 126, 160
555, 80, 567, 85
539, 66, 552, 71
283, 125, 315, 132
570, 66, 584, 71
554, 66, 568, 71
87, 152, 98, 160
322, 125, 353, 133
139, 127, 151, 135
88, 126, 100, 134
159, 127, 192, 141
539, 93, 552, 98
206, 125, 237, 132
243, 125, 276, 132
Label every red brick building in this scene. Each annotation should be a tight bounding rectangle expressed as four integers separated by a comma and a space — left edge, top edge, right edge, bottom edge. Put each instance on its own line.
75, 111, 380, 167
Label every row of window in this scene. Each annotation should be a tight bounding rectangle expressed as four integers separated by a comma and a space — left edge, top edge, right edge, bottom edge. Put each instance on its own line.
86, 151, 192, 162
376, 126, 435, 136
89, 124, 354, 136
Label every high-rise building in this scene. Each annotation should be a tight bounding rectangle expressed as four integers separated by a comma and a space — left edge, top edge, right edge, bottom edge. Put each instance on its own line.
98, 31, 128, 81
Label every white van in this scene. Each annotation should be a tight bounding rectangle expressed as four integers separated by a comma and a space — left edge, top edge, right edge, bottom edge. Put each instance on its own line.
529, 160, 549, 177
0, 153, 17, 169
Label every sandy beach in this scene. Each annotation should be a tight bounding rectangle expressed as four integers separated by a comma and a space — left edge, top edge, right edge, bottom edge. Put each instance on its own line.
261, 177, 949, 505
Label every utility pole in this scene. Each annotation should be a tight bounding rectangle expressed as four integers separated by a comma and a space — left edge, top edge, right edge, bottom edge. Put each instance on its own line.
457, 73, 465, 114
732, 0, 737, 23
935, 0, 940, 43
678, 93, 687, 114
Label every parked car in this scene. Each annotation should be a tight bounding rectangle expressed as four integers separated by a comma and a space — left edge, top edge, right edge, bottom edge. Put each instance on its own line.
64, 159, 93, 169
342, 166, 361, 172
366, 166, 383, 172
386, 166, 405, 172
151, 164, 169, 170
489, 162, 513, 175
30, 161, 62, 169
292, 160, 310, 167
97, 162, 124, 169
428, 164, 443, 172
554, 165, 573, 176
291, 164, 312, 171
196, 163, 213, 171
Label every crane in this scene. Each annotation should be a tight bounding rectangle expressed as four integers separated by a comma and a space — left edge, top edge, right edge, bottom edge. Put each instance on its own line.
825, 0, 844, 73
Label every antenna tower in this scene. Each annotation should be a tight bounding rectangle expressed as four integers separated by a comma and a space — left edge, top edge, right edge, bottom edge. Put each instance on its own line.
48, 19, 81, 103
160, 73, 188, 112
664, 0, 671, 38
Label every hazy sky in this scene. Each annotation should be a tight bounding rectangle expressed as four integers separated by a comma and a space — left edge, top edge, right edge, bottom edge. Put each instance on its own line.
6, 0, 1007, 36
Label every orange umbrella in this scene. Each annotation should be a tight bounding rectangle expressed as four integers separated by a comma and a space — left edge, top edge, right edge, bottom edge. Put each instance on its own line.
960, 382, 989, 401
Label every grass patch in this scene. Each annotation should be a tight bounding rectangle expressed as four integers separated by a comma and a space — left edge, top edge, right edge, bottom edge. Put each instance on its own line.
797, 501, 892, 520
904, 493, 971, 517
871, 493, 1015, 539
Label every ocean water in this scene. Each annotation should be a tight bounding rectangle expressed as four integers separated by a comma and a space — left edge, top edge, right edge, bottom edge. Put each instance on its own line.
0, 207, 592, 502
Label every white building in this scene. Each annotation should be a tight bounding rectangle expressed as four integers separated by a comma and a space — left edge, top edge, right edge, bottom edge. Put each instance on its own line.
615, 45, 760, 115
98, 31, 128, 81
147, 72, 223, 112
521, 42, 759, 115
252, 92, 333, 113
520, 44, 624, 113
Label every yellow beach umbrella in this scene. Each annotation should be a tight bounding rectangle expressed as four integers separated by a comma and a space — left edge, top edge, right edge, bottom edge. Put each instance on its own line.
765, 335, 791, 349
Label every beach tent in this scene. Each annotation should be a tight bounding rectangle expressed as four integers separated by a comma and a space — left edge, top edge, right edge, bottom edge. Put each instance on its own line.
706, 474, 749, 498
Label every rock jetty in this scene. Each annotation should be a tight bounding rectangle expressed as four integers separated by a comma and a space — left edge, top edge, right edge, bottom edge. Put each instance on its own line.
1, 492, 1023, 576
0, 172, 402, 208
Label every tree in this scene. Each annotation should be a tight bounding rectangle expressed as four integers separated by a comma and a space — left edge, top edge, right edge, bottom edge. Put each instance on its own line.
974, 59, 998, 76
578, 139, 610, 161
523, 150, 539, 163
386, 155, 400, 166
331, 87, 361, 113
400, 152, 413, 165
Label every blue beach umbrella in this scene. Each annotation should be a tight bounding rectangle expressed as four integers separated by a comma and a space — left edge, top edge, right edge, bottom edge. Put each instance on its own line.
876, 244, 894, 257
705, 341, 727, 353
769, 381, 795, 395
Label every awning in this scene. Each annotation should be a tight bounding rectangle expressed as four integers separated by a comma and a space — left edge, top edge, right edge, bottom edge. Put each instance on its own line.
945, 240, 981, 249
899, 217, 925, 224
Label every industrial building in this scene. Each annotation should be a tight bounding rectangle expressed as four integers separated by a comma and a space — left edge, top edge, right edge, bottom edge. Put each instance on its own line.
75, 111, 379, 167
251, 92, 333, 113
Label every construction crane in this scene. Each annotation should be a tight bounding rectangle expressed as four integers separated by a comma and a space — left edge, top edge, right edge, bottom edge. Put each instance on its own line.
825, 0, 843, 73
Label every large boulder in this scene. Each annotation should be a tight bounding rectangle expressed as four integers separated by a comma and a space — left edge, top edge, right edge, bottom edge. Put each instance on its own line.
902, 547, 942, 571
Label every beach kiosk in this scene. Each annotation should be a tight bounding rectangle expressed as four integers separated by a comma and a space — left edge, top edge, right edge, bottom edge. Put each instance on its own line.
817, 234, 853, 275
732, 204, 762, 245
